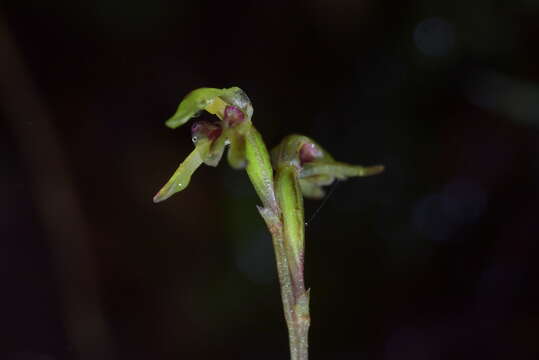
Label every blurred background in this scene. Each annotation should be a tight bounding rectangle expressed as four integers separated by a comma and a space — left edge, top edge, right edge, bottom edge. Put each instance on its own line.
1, 1, 539, 359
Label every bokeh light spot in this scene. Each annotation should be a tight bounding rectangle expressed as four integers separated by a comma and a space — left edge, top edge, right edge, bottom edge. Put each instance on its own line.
466, 71, 539, 127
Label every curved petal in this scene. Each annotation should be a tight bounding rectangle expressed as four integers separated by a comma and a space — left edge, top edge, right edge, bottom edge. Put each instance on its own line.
153, 140, 211, 203
220, 87, 254, 120
165, 87, 230, 129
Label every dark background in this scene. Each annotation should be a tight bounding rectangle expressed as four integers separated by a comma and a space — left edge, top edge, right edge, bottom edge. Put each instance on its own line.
1, 1, 539, 359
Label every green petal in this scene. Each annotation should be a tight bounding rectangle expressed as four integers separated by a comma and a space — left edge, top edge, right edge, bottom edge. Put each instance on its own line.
227, 131, 247, 169
301, 161, 384, 180
153, 140, 211, 203
203, 130, 228, 167
275, 165, 304, 272
165, 87, 230, 129
299, 179, 325, 199
245, 127, 278, 212
219, 87, 254, 120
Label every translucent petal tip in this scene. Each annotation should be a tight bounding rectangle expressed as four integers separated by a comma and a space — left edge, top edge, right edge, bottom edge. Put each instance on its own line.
153, 190, 169, 203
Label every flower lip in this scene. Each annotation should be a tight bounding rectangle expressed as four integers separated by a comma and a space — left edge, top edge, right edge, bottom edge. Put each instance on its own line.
223, 105, 245, 127
191, 121, 222, 142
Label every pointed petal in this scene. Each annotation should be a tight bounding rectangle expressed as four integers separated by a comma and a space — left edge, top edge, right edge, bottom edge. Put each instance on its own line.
153, 141, 210, 203
301, 161, 384, 179
245, 127, 278, 212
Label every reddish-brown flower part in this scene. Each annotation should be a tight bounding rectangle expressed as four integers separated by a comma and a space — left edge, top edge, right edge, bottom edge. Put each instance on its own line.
223, 105, 245, 127
191, 121, 222, 142
299, 143, 322, 165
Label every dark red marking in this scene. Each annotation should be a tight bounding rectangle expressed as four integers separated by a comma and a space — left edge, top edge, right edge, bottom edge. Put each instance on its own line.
300, 143, 322, 165
223, 105, 245, 127
191, 121, 222, 140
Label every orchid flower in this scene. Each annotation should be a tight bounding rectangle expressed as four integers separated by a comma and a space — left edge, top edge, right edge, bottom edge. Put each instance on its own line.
153, 87, 384, 360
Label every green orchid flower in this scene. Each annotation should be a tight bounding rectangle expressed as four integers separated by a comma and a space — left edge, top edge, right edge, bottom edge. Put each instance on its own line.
272, 134, 385, 199
270, 134, 384, 314
154, 87, 278, 212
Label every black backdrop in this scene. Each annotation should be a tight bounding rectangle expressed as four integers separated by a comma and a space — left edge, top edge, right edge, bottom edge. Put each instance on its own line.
1, 1, 539, 359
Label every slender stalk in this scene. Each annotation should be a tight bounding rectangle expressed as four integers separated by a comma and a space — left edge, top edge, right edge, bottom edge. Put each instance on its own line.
253, 132, 310, 360
259, 206, 310, 360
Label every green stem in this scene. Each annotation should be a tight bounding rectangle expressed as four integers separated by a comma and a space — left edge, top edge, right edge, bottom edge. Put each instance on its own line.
245, 126, 310, 360
258, 206, 310, 360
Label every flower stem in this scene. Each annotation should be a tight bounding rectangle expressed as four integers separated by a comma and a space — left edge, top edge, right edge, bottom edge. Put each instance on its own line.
258, 207, 310, 360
